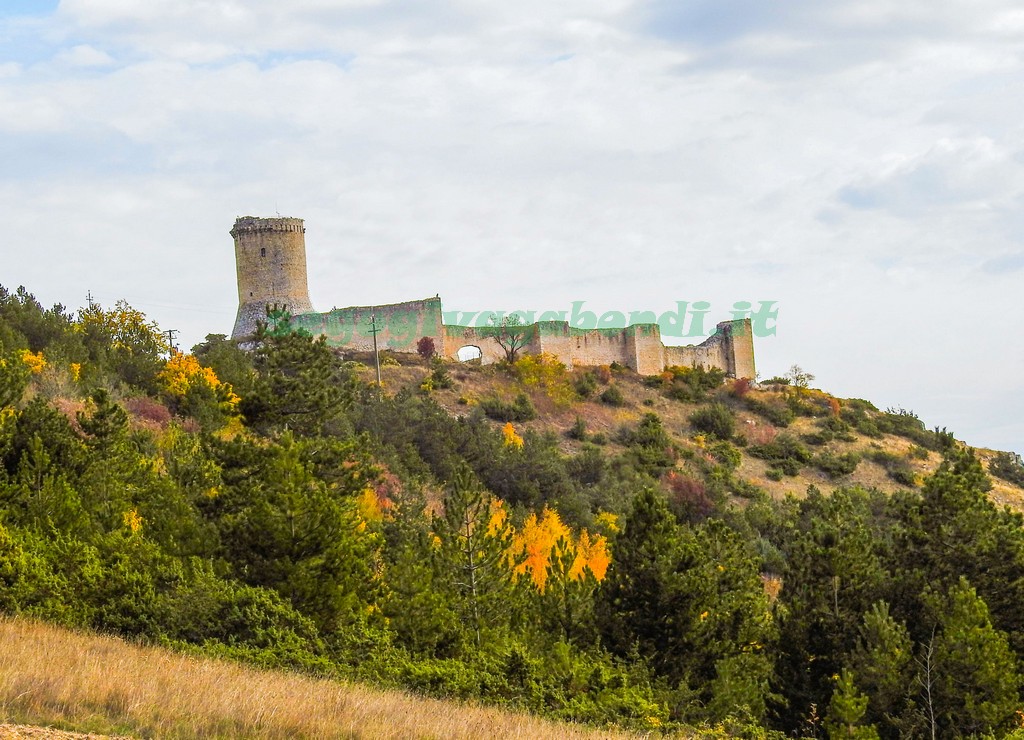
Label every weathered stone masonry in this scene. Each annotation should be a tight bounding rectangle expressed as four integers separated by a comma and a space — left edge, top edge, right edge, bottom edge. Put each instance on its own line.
230, 216, 756, 378
231, 216, 315, 339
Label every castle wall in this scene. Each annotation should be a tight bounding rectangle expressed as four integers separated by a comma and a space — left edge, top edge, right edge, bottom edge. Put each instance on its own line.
663, 319, 755, 379
441, 325, 510, 364
664, 340, 728, 373
291, 297, 445, 355
435, 321, 749, 377
289, 305, 754, 378
229, 216, 756, 377
525, 323, 667, 375
535, 323, 630, 369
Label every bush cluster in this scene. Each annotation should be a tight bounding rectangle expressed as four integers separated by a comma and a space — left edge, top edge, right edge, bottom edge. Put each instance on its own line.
748, 434, 813, 476
990, 452, 1024, 487
689, 403, 736, 440
744, 396, 795, 427
479, 393, 537, 422
867, 449, 917, 486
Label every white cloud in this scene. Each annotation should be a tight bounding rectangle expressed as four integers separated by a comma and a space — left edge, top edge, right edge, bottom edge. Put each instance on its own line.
0, 0, 1020, 452
54, 43, 113, 67
838, 137, 1023, 215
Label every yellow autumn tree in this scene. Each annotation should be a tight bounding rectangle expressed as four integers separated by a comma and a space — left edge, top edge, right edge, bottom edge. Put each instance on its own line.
76, 299, 168, 389
513, 353, 577, 407
159, 352, 220, 396
510, 506, 609, 591
157, 351, 240, 428
20, 350, 47, 374
487, 497, 509, 535
122, 508, 143, 534
510, 506, 611, 642
357, 487, 386, 525
571, 529, 610, 581
78, 301, 166, 352
512, 506, 571, 591
501, 421, 524, 450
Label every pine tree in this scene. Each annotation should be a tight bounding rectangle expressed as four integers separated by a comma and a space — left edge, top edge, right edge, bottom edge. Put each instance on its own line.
11, 434, 88, 533
825, 669, 881, 740
0, 346, 30, 408
242, 332, 357, 437
436, 467, 520, 648
846, 601, 916, 738
77, 389, 129, 451
925, 578, 1021, 737
683, 520, 777, 723
596, 486, 682, 666
896, 447, 1024, 656
597, 489, 776, 722
774, 487, 892, 731
382, 497, 466, 657
216, 433, 383, 637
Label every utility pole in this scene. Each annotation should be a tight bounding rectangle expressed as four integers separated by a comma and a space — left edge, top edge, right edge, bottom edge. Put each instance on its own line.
164, 329, 178, 354
369, 314, 382, 392
86, 291, 95, 309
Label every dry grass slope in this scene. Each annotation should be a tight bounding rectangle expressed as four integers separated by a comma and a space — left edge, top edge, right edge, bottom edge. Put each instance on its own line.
0, 620, 638, 740
374, 359, 1024, 511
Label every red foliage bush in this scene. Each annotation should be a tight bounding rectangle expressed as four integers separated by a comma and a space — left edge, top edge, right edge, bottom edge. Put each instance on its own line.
731, 377, 753, 398
663, 470, 714, 522
124, 396, 172, 427
51, 398, 86, 434
746, 423, 778, 446
416, 336, 436, 360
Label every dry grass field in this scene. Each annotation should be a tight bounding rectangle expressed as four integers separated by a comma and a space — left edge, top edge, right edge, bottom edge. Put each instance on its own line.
0, 619, 640, 739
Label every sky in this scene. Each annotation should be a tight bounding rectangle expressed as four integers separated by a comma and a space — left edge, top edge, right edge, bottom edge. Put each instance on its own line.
1, 1, 1021, 453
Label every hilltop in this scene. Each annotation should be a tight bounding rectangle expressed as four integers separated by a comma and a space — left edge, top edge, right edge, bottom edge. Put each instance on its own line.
369, 351, 1024, 512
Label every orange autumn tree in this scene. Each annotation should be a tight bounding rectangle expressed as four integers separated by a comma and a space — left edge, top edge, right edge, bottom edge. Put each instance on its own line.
157, 351, 240, 430
510, 506, 610, 642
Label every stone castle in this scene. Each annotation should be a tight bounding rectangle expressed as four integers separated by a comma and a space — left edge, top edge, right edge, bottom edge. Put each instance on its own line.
230, 216, 756, 378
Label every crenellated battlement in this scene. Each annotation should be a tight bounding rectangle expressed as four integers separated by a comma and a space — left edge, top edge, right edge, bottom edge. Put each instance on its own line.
230, 216, 305, 238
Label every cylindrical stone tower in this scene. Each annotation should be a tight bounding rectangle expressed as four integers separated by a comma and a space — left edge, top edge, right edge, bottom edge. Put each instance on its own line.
230, 216, 316, 340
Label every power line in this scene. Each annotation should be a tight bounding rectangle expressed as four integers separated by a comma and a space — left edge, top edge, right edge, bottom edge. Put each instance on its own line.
98, 294, 233, 315
369, 314, 382, 392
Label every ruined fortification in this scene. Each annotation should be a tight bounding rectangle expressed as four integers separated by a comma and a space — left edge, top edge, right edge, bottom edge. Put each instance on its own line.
229, 216, 756, 378
231, 216, 315, 339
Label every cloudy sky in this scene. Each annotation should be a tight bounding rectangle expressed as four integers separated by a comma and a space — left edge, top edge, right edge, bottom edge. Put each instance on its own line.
1, 1, 1021, 453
